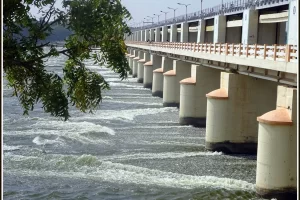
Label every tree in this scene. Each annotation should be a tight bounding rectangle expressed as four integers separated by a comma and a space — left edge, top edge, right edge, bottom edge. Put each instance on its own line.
3, 0, 132, 120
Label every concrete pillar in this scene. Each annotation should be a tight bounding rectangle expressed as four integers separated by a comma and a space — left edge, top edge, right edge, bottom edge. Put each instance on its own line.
256, 86, 297, 199
150, 29, 155, 41
181, 23, 189, 42
155, 27, 160, 42
205, 72, 278, 154
137, 31, 141, 41
162, 26, 168, 42
137, 51, 145, 83
143, 54, 161, 89
213, 15, 226, 43
197, 20, 205, 43
179, 65, 220, 127
132, 50, 139, 78
163, 60, 191, 107
128, 50, 135, 75
242, 10, 258, 44
145, 29, 150, 41
170, 24, 177, 42
141, 30, 145, 42
287, 0, 298, 45
152, 56, 173, 98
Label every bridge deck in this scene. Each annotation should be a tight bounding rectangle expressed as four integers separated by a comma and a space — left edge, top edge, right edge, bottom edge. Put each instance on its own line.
126, 42, 298, 74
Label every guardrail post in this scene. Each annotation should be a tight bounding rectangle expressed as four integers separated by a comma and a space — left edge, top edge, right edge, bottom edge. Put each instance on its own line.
285, 45, 291, 62
254, 44, 257, 58
209, 43, 212, 54
219, 44, 221, 55
263, 44, 266, 59
232, 44, 234, 56
205, 43, 207, 53
246, 44, 249, 57
239, 44, 241, 56
193, 43, 196, 52
225, 43, 228, 55
273, 44, 277, 61
214, 43, 216, 54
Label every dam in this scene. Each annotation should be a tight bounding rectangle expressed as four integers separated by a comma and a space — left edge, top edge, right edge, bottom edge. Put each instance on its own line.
125, 0, 298, 199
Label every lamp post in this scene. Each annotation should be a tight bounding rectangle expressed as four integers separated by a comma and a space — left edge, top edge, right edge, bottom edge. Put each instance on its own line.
153, 13, 161, 24
201, 0, 203, 17
167, 7, 178, 23
160, 11, 168, 23
177, 3, 191, 22
147, 16, 155, 24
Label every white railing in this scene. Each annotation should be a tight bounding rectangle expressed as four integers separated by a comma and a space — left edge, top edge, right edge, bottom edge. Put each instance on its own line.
126, 41, 298, 63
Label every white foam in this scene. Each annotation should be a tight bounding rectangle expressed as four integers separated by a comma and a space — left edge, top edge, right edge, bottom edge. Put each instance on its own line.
101, 151, 221, 161
104, 100, 161, 106
106, 78, 138, 83
116, 125, 193, 130
113, 87, 150, 91
79, 107, 177, 121
106, 93, 152, 97
3, 145, 22, 151
32, 120, 115, 136
109, 82, 144, 88
6, 121, 115, 144
111, 96, 159, 99
32, 136, 64, 146
128, 140, 204, 147
5, 154, 255, 191
103, 96, 113, 99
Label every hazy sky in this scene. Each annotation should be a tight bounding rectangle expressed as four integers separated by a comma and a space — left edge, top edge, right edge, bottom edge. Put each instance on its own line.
30, 0, 234, 24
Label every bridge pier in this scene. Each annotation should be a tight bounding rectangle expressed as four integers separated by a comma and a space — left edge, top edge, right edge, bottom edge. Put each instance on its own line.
152, 56, 173, 98
162, 26, 168, 42
213, 15, 226, 43
256, 86, 297, 199
181, 22, 188, 42
205, 72, 278, 154
170, 24, 177, 42
132, 51, 141, 78
197, 19, 205, 43
137, 51, 146, 83
179, 65, 220, 127
143, 54, 161, 89
163, 60, 191, 107
128, 51, 135, 75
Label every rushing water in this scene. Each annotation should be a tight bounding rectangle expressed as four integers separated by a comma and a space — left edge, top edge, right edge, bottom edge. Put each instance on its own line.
3, 53, 271, 200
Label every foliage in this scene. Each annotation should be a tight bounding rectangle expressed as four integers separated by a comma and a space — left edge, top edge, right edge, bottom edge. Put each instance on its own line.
3, 0, 132, 120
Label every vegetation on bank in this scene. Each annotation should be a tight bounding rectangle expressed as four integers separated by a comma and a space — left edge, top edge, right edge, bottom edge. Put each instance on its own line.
3, 0, 132, 120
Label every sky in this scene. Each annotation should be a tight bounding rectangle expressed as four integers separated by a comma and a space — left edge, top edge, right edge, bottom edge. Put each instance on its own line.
30, 0, 234, 24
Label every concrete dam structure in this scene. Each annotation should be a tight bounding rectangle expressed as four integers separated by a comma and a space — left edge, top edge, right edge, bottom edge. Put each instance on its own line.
125, 0, 298, 199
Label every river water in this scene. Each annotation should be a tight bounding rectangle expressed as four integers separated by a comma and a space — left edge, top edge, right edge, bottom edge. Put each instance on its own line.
3, 53, 271, 199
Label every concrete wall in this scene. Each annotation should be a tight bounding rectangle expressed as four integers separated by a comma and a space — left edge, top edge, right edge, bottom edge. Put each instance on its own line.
213, 15, 226, 43
170, 25, 177, 42
181, 23, 189, 42
258, 23, 276, 45
197, 19, 205, 43
205, 32, 213, 43
277, 22, 287, 44
242, 10, 258, 44
162, 26, 168, 42
150, 29, 155, 41
287, 0, 298, 45
188, 32, 198, 43
226, 27, 242, 43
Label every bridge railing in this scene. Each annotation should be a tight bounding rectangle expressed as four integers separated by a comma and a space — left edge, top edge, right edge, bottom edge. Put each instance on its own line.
126, 41, 298, 63
130, 0, 291, 32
